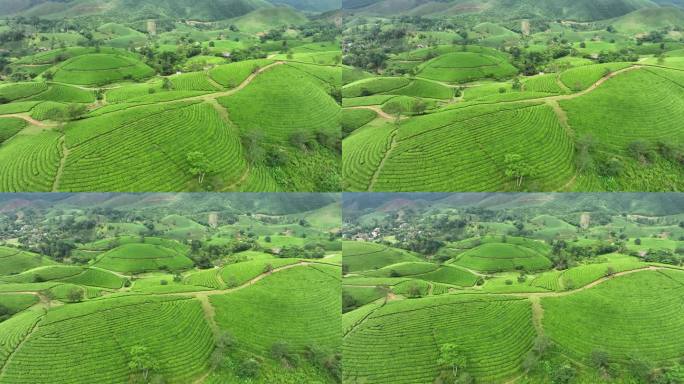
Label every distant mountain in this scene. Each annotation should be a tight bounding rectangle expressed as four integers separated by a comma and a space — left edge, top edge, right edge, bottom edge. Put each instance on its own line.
0, 193, 339, 215
343, 0, 661, 21
269, 0, 340, 12
0, 0, 275, 20
652, 0, 684, 7
344, 193, 684, 216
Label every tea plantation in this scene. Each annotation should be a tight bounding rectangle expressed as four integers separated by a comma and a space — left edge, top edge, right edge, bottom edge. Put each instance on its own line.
0, 10, 341, 192
0, 193, 342, 383
342, 192, 684, 383
342, 7, 684, 192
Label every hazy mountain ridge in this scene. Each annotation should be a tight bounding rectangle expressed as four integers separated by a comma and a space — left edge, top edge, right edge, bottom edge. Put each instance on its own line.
0, 193, 339, 215
344, 194, 684, 216
342, 0, 679, 21
0, 0, 334, 19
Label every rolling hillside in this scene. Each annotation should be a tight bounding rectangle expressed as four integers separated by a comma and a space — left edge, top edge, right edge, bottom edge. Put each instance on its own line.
611, 6, 684, 33
231, 7, 309, 32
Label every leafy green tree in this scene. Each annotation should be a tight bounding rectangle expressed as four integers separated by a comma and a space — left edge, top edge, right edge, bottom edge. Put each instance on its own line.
437, 343, 467, 378
407, 284, 422, 298
410, 100, 427, 115
128, 345, 159, 382
67, 288, 84, 303
237, 358, 260, 378
162, 77, 173, 90
504, 154, 534, 188
590, 349, 610, 369
384, 102, 406, 125
552, 363, 576, 384
186, 151, 215, 184
67, 103, 87, 120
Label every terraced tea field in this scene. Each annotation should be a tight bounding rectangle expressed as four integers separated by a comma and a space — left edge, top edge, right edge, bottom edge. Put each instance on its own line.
343, 22, 684, 192
0, 194, 343, 383
342, 193, 684, 383
0, 28, 341, 192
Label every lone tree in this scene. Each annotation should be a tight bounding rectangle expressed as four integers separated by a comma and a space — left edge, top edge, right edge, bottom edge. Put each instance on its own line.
162, 77, 173, 90
504, 154, 534, 188
186, 151, 215, 184
438, 343, 467, 379
375, 284, 391, 304
383, 102, 406, 126
128, 345, 159, 382
410, 100, 427, 115
67, 288, 84, 303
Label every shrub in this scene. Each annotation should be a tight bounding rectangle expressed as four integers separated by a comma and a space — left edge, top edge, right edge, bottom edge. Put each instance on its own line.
236, 358, 260, 378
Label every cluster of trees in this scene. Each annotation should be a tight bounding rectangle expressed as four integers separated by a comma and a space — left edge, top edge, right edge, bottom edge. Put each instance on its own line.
209, 332, 341, 382
576, 135, 684, 179
635, 248, 684, 266
343, 23, 407, 72
549, 240, 621, 269
0, 304, 15, 323
241, 128, 341, 173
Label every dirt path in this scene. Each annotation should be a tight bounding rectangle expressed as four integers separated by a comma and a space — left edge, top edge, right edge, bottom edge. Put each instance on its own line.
352, 66, 641, 192
545, 99, 571, 135
0, 114, 57, 128
160, 262, 311, 298
549, 65, 640, 102
346, 105, 397, 120
555, 76, 572, 93
528, 295, 544, 335
210, 61, 284, 97
206, 98, 231, 123
367, 129, 398, 191
194, 294, 219, 336
220, 165, 250, 192
52, 136, 69, 192
86, 62, 285, 119
510, 266, 664, 300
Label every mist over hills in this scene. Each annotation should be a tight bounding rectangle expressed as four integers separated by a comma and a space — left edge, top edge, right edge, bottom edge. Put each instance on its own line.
0, 0, 339, 19
0, 193, 339, 215
343, 194, 684, 216
342, 0, 682, 21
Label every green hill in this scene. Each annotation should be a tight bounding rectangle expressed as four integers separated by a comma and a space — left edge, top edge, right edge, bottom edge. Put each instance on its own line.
231, 6, 309, 33
612, 6, 684, 33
